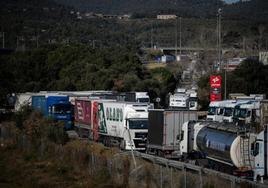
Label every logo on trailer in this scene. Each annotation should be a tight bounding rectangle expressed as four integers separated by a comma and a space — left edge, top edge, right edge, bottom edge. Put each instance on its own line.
77, 102, 84, 120
106, 107, 123, 122
98, 103, 107, 133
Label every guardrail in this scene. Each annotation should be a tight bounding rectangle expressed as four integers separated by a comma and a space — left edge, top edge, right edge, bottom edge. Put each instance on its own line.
133, 151, 267, 188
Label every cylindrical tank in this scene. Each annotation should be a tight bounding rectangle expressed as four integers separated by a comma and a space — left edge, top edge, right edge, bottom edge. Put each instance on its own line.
196, 126, 242, 167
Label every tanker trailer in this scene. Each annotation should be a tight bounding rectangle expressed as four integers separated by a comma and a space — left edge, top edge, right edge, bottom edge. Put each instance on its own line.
180, 121, 267, 182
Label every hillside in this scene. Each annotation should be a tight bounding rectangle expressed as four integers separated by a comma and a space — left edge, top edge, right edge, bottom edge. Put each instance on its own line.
54, 0, 268, 22
223, 0, 268, 22
55, 0, 224, 17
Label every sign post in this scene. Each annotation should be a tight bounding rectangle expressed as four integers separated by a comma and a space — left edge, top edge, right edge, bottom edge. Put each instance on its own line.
210, 75, 222, 102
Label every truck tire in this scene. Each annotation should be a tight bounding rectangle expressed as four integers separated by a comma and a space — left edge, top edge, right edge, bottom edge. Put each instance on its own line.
120, 139, 126, 150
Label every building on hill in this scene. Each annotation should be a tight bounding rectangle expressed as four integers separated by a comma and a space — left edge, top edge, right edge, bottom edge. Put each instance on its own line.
259, 52, 268, 65
157, 15, 177, 20
225, 57, 246, 71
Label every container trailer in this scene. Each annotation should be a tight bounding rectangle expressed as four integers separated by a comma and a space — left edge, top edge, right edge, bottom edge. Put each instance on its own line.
146, 109, 198, 158
31, 95, 73, 129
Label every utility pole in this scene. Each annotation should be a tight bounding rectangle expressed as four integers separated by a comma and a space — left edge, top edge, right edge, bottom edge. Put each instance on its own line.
217, 8, 222, 71
36, 35, 39, 48
16, 36, 19, 49
1, 32, 3, 48
151, 23, 153, 48
175, 17, 178, 57
179, 17, 182, 55
217, 8, 226, 100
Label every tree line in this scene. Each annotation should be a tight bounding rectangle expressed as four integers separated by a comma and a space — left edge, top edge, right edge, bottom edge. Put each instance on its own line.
0, 44, 177, 107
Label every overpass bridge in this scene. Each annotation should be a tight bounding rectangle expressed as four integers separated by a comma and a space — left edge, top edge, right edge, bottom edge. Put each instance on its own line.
143, 47, 244, 54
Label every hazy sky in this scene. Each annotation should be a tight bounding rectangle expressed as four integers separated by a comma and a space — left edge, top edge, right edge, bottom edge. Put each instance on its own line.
224, 0, 240, 3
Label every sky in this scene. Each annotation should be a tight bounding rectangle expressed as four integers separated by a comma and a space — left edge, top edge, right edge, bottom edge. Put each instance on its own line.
224, 0, 240, 3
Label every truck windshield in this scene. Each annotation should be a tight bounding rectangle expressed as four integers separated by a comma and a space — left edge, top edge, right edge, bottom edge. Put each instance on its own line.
234, 108, 247, 118
223, 108, 233, 117
128, 119, 148, 129
52, 104, 72, 114
138, 98, 150, 103
239, 109, 247, 118
208, 107, 216, 115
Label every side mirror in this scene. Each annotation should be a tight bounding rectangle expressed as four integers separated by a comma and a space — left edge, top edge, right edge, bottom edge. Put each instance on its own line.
177, 131, 184, 141
251, 142, 259, 156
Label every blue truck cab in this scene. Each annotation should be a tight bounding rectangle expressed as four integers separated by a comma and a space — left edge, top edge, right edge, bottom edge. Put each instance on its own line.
31, 95, 73, 129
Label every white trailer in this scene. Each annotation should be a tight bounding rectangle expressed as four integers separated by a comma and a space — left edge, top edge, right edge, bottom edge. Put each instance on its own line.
14, 92, 37, 111
96, 101, 149, 151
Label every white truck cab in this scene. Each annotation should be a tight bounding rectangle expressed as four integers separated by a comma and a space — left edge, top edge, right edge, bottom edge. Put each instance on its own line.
169, 94, 189, 109
222, 100, 252, 123
207, 100, 237, 122
233, 101, 260, 125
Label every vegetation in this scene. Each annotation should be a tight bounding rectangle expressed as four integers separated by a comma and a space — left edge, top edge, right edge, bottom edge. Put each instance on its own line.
0, 107, 257, 188
0, 44, 178, 107
1, 0, 268, 109
1, 0, 268, 51
0, 108, 124, 188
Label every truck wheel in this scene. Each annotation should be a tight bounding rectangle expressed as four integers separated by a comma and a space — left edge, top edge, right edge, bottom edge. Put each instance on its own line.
120, 140, 125, 150
157, 150, 164, 158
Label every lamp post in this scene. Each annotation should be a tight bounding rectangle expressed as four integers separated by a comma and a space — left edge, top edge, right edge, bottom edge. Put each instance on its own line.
217, 8, 222, 71
2, 32, 4, 48
179, 17, 182, 55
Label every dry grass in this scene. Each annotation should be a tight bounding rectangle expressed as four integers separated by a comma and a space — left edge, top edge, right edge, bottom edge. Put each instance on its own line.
0, 116, 265, 188
143, 62, 167, 70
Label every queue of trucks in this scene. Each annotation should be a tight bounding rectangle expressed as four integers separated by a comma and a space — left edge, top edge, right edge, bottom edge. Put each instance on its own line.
206, 96, 265, 125
13, 90, 268, 182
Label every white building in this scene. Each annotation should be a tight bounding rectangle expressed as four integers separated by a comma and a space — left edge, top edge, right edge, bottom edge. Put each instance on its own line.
225, 57, 246, 71
157, 15, 177, 20
259, 52, 268, 65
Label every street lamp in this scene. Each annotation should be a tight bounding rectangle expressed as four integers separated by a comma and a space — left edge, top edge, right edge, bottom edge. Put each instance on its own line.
217, 8, 227, 100
217, 8, 222, 71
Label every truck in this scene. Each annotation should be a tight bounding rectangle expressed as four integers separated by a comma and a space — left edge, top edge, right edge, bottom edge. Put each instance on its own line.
31, 94, 73, 129
125, 92, 150, 103
169, 93, 189, 109
15, 92, 37, 111
58, 90, 118, 105
178, 121, 268, 182
74, 99, 150, 151
233, 100, 260, 126
169, 88, 198, 110
146, 109, 198, 158
207, 100, 230, 122
222, 100, 253, 123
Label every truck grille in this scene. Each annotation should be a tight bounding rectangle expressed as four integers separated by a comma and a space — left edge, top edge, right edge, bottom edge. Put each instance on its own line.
133, 139, 146, 148
135, 132, 148, 139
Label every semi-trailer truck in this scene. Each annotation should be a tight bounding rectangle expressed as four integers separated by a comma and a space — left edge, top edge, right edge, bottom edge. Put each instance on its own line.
207, 100, 232, 122
222, 100, 253, 123
74, 99, 150, 151
125, 92, 150, 103
146, 109, 198, 158
178, 121, 267, 182
31, 95, 73, 129
169, 88, 198, 110
233, 100, 261, 126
